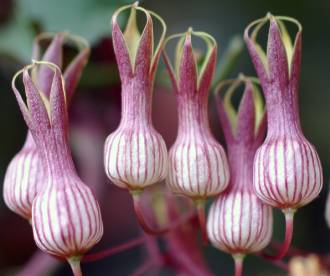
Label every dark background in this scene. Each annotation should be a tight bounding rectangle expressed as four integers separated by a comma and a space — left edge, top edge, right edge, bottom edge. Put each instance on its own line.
0, 0, 329, 275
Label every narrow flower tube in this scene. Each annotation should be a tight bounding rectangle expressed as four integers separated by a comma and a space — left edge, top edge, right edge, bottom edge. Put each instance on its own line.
3, 33, 90, 221
104, 2, 168, 191
163, 29, 230, 242
244, 14, 323, 260
207, 76, 273, 275
11, 62, 103, 276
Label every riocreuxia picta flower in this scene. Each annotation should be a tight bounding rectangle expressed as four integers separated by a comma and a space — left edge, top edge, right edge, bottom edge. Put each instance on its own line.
207, 75, 273, 276
104, 2, 168, 191
12, 61, 103, 276
103, 3, 176, 234
244, 14, 323, 259
3, 32, 90, 221
163, 28, 230, 242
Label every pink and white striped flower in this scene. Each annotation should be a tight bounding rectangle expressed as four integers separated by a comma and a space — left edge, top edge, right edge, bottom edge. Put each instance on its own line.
11, 62, 103, 275
104, 3, 168, 191
244, 14, 323, 210
163, 29, 229, 199
207, 77, 272, 263
3, 33, 90, 220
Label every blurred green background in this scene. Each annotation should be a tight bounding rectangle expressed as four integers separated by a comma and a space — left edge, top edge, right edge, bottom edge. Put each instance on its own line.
0, 0, 330, 275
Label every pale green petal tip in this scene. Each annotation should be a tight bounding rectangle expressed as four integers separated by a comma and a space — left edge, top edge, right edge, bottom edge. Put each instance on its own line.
217, 75, 265, 137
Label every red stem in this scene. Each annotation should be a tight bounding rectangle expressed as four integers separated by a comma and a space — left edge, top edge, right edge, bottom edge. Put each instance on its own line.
196, 200, 208, 245
233, 255, 245, 276
83, 236, 145, 262
262, 209, 295, 261
270, 240, 310, 257
132, 193, 195, 235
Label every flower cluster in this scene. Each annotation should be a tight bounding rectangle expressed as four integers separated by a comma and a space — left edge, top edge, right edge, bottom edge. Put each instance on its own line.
5, 43, 103, 275
3, 33, 90, 221
3, 3, 325, 276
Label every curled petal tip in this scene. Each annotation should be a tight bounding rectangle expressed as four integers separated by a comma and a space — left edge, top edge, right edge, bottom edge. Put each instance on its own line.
266, 12, 274, 20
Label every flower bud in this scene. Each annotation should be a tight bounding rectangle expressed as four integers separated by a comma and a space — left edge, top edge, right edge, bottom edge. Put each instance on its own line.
207, 77, 272, 256
244, 14, 323, 210
12, 62, 103, 274
163, 29, 229, 199
104, 3, 168, 191
3, 33, 90, 220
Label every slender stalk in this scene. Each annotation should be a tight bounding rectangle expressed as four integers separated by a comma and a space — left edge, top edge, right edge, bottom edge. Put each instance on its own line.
83, 236, 145, 262
270, 241, 310, 257
68, 257, 82, 276
262, 209, 295, 261
131, 192, 195, 235
195, 200, 208, 245
233, 254, 245, 276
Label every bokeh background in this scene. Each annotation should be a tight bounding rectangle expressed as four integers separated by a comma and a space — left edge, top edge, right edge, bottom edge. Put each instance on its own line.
0, 0, 330, 275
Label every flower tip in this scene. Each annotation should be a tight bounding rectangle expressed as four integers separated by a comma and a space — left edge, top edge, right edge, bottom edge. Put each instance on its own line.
266, 12, 274, 20
132, 1, 139, 8
22, 67, 31, 82
54, 32, 66, 41
184, 29, 193, 47
238, 73, 246, 81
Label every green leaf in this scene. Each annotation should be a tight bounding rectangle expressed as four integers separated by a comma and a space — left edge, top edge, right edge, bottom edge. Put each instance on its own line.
0, 7, 35, 61
0, 0, 130, 61
20, 0, 131, 41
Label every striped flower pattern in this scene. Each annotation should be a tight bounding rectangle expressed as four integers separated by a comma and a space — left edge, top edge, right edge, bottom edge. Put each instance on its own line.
33, 175, 103, 258
3, 33, 90, 220
11, 62, 103, 273
244, 14, 323, 210
3, 133, 45, 220
254, 137, 322, 209
104, 4, 168, 190
163, 30, 229, 199
207, 78, 272, 255
208, 191, 272, 254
